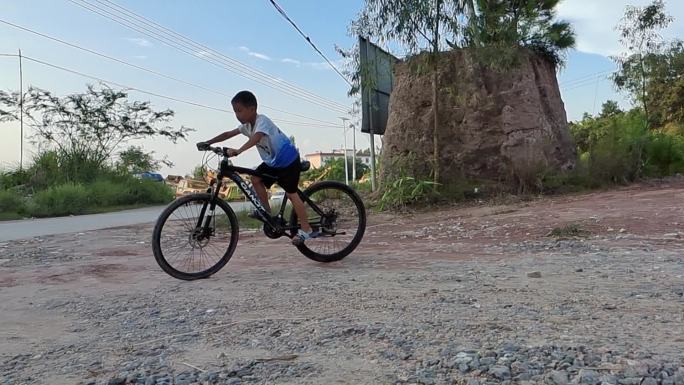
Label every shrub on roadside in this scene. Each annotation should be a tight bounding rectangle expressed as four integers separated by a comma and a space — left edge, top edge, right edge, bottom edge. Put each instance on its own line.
127, 179, 174, 204
0, 189, 26, 216
32, 183, 90, 217
643, 131, 684, 177
378, 176, 438, 211
87, 179, 134, 207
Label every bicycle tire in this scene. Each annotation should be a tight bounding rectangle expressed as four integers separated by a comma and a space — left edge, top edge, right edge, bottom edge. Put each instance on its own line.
152, 193, 239, 280
289, 181, 366, 262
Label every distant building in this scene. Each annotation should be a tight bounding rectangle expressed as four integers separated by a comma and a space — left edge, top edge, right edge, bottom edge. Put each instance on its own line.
304, 149, 372, 169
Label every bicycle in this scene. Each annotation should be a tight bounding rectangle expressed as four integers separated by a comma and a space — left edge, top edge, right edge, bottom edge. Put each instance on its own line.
151, 145, 366, 280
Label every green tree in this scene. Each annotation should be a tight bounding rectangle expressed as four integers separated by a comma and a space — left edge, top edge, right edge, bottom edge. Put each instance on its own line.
0, 84, 191, 183
663, 75, 684, 125
464, 0, 576, 67
192, 165, 206, 180
613, 0, 673, 128
117, 146, 172, 174
599, 100, 622, 119
645, 41, 684, 126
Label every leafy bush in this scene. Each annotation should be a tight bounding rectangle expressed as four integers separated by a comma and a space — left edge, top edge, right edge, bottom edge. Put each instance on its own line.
32, 183, 90, 217
24, 151, 63, 192
0, 167, 32, 191
0, 189, 26, 216
126, 179, 174, 204
570, 107, 684, 187
644, 131, 684, 177
87, 179, 134, 206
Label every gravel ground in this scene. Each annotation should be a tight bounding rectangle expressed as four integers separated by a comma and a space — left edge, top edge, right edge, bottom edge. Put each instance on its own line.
1, 180, 683, 385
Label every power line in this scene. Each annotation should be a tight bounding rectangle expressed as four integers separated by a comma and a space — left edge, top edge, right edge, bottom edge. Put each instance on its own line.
92, 0, 351, 113
68, 0, 346, 112
267, 0, 353, 88
65, 0, 350, 114
560, 69, 614, 86
12, 54, 342, 128
21, 55, 234, 112
93, 0, 348, 110
66, 0, 347, 113
0, 18, 340, 126
562, 75, 610, 92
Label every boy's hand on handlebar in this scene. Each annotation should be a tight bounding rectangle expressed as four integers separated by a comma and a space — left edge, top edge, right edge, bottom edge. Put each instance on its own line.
226, 148, 240, 157
196, 141, 210, 151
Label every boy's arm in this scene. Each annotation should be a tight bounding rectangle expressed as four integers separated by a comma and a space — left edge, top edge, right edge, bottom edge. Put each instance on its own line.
227, 132, 265, 156
203, 128, 240, 145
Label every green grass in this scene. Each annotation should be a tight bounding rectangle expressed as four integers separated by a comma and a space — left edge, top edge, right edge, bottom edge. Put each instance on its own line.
0, 178, 174, 220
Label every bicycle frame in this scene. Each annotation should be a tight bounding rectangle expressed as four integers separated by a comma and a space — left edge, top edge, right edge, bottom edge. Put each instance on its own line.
198, 155, 326, 238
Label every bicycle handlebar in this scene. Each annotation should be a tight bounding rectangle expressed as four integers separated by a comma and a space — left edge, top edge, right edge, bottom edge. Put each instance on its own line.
197, 143, 234, 157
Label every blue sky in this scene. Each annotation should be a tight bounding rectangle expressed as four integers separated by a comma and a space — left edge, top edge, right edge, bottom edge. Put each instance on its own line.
1, 0, 683, 176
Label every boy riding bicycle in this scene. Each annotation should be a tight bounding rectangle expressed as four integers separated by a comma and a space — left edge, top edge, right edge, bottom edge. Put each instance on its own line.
197, 91, 317, 245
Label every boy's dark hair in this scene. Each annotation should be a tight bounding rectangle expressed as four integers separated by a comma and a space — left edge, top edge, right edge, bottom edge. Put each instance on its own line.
231, 90, 257, 108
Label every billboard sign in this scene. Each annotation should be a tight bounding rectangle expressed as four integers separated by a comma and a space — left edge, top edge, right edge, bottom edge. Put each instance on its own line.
359, 36, 399, 135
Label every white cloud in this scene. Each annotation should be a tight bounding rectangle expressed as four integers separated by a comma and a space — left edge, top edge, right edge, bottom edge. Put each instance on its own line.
304, 61, 330, 70
556, 0, 684, 57
238, 46, 271, 60
125, 37, 152, 47
248, 52, 272, 61
303, 59, 344, 71
282, 58, 301, 66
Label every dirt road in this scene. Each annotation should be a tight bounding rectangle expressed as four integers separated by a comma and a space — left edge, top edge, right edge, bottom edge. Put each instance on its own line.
1, 180, 683, 385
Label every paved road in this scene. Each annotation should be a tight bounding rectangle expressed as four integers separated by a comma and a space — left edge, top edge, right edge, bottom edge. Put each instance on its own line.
0, 201, 252, 242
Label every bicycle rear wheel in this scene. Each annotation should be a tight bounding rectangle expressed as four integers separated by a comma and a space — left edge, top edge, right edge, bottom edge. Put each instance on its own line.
152, 193, 239, 280
290, 181, 366, 262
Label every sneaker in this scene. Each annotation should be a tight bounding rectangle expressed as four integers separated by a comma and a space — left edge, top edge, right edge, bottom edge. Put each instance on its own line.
291, 229, 320, 246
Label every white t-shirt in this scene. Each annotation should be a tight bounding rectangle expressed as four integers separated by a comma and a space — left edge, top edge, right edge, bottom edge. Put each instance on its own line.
237, 114, 298, 168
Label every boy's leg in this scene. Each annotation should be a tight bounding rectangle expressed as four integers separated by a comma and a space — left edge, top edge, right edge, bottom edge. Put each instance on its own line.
275, 157, 317, 243
251, 175, 271, 212
287, 192, 311, 233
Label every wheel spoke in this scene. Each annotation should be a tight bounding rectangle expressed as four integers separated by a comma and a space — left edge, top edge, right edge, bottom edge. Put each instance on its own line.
292, 183, 364, 260
153, 195, 238, 279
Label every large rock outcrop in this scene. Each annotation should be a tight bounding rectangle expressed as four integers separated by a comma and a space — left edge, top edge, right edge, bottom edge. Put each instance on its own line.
380, 49, 576, 187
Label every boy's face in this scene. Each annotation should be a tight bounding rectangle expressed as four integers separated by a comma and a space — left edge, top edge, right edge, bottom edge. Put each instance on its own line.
232, 102, 257, 124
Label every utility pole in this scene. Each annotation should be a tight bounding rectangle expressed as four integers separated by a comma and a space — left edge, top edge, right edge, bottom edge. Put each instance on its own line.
367, 88, 377, 192
18, 49, 24, 171
340, 117, 349, 185
350, 123, 357, 182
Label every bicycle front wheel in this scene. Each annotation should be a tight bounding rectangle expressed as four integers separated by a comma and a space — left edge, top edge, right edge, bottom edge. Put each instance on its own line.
152, 193, 239, 280
290, 181, 366, 262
